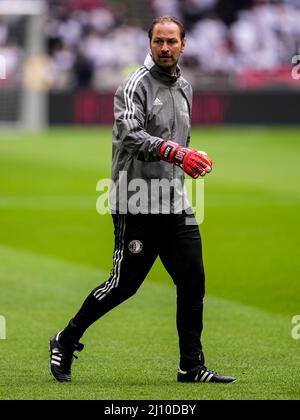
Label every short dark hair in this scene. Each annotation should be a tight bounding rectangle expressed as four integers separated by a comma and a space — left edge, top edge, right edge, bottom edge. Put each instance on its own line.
148, 16, 186, 41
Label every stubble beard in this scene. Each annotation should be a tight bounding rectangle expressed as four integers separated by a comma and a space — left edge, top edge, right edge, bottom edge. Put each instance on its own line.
155, 57, 178, 74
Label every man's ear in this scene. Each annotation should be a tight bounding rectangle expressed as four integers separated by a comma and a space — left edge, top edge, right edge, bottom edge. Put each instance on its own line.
181, 39, 186, 53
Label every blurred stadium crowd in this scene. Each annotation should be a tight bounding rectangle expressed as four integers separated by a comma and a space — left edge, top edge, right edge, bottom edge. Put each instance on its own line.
0, 0, 300, 90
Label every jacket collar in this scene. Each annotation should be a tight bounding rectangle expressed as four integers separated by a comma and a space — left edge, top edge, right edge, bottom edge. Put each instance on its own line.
144, 53, 181, 85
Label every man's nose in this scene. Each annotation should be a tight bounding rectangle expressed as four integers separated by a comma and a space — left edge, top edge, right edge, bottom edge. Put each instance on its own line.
161, 42, 169, 52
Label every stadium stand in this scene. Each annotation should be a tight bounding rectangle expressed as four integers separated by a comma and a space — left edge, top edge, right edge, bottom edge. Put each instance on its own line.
0, 0, 299, 127
1, 0, 299, 91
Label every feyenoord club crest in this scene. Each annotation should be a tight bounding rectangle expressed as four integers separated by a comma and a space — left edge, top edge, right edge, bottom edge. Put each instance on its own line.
128, 240, 143, 254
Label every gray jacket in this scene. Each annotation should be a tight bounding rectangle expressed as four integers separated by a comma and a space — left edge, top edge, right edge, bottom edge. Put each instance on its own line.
110, 53, 193, 214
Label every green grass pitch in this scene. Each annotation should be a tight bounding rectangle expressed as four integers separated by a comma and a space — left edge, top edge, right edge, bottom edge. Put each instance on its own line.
0, 126, 299, 400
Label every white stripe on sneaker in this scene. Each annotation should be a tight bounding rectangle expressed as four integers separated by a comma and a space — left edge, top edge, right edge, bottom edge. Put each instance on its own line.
200, 371, 210, 382
205, 373, 214, 382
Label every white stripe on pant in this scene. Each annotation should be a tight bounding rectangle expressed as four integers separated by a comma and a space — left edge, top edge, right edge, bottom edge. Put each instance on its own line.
93, 215, 126, 301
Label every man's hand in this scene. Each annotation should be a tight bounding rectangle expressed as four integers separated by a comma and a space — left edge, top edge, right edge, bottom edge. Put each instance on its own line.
160, 140, 213, 179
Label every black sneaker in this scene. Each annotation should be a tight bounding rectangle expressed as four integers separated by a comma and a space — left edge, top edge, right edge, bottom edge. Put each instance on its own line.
49, 331, 84, 382
178, 365, 236, 383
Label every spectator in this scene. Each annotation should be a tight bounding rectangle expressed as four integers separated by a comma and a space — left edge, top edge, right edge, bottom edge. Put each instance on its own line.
0, 37, 23, 86
181, 0, 219, 29
0, 20, 8, 46
151, 0, 183, 20
189, 13, 235, 73
74, 51, 94, 88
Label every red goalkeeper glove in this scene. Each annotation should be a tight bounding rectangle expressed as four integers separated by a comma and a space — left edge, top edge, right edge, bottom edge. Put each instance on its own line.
160, 140, 213, 179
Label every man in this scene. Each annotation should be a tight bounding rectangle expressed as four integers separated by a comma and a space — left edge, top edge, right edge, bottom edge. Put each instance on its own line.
50, 16, 236, 384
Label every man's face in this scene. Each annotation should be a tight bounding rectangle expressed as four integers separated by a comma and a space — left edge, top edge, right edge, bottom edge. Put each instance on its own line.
150, 22, 186, 74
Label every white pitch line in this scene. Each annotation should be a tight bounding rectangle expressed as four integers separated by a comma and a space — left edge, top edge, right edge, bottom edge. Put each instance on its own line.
0, 195, 96, 209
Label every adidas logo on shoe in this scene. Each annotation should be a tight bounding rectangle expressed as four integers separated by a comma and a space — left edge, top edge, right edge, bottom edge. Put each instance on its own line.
49, 331, 84, 382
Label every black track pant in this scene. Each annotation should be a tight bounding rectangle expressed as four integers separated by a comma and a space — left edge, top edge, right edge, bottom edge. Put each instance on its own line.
60, 212, 205, 370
